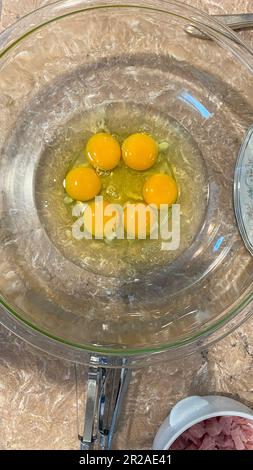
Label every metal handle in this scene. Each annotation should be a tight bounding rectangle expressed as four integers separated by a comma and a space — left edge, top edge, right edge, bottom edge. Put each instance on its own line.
78, 356, 131, 450
186, 13, 253, 39
214, 13, 253, 31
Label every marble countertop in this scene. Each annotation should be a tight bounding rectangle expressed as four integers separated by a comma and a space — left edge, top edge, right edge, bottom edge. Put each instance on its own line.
0, 0, 253, 450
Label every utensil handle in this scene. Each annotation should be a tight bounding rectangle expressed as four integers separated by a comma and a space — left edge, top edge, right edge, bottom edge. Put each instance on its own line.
214, 13, 253, 31
185, 13, 253, 39
79, 356, 131, 450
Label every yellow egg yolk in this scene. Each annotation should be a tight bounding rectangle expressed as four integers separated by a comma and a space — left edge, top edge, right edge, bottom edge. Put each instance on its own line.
65, 167, 101, 202
143, 173, 178, 207
122, 133, 158, 171
86, 133, 121, 170
83, 200, 121, 238
123, 203, 157, 239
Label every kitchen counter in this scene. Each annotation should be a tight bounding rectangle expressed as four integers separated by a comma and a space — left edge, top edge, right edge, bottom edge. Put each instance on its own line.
0, 0, 253, 450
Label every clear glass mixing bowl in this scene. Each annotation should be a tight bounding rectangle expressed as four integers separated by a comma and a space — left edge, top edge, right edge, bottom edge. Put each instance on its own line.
0, 0, 253, 367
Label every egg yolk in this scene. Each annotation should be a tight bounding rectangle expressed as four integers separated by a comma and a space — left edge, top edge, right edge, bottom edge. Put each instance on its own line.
83, 200, 120, 238
122, 133, 158, 171
123, 203, 156, 239
86, 133, 121, 170
143, 173, 178, 207
65, 167, 101, 202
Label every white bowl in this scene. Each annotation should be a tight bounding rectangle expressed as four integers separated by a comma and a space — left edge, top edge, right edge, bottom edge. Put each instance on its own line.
153, 395, 253, 450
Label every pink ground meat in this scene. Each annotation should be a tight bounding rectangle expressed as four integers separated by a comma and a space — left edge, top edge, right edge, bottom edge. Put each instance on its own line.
170, 416, 253, 450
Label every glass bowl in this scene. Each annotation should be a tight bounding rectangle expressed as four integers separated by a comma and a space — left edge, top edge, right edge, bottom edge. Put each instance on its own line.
0, 0, 253, 367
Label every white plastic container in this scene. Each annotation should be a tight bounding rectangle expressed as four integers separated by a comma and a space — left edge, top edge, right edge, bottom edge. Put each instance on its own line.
153, 395, 253, 450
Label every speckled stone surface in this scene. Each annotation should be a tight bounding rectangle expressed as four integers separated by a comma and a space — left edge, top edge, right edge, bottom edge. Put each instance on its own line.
0, 0, 253, 450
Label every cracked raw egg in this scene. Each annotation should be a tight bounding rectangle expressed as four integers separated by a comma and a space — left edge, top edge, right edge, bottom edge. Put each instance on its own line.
83, 200, 120, 238
86, 132, 121, 170
65, 167, 101, 202
123, 203, 157, 239
122, 133, 158, 171
143, 173, 178, 207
